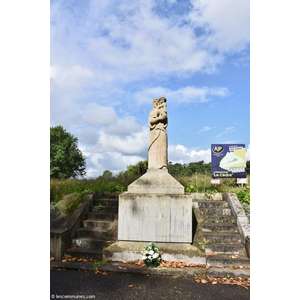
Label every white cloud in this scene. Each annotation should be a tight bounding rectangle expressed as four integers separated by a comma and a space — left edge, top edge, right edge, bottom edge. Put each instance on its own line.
216, 127, 236, 138
50, 0, 249, 93
189, 0, 250, 53
50, 64, 94, 89
134, 86, 229, 105
86, 104, 118, 127
168, 145, 211, 164
96, 127, 148, 156
83, 151, 146, 178
200, 125, 215, 132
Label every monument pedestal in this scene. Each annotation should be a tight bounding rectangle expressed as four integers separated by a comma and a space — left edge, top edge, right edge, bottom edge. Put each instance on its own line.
118, 193, 192, 243
118, 169, 192, 243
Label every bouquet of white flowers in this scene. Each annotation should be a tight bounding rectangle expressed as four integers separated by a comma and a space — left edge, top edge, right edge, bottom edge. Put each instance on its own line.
141, 242, 162, 268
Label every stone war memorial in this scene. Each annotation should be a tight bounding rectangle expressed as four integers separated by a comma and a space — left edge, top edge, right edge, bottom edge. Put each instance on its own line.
103, 97, 205, 263
51, 96, 250, 274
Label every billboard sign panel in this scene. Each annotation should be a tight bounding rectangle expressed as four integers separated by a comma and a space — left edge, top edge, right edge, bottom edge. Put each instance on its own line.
211, 144, 247, 178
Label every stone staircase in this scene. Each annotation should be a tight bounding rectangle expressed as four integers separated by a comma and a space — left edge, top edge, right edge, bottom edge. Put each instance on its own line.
194, 199, 250, 268
64, 197, 119, 260
63, 193, 249, 269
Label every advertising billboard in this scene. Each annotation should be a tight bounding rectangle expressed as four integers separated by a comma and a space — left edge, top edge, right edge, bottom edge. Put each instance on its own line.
211, 144, 247, 178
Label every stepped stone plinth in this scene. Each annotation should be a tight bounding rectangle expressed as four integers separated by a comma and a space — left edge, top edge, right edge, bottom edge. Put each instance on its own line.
127, 169, 184, 194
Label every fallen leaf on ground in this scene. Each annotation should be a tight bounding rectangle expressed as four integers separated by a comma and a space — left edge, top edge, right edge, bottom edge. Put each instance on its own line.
128, 285, 133, 288
50, 257, 54, 262
118, 266, 123, 269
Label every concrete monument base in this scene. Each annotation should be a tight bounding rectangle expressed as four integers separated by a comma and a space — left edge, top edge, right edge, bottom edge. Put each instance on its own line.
103, 241, 206, 264
127, 169, 184, 194
118, 193, 192, 243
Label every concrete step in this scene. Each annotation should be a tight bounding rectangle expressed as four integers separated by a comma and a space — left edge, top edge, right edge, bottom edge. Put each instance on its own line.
82, 220, 114, 229
203, 232, 241, 243
91, 206, 118, 214
205, 242, 246, 255
199, 215, 235, 223
71, 237, 113, 249
207, 254, 250, 268
199, 207, 232, 216
76, 228, 117, 239
64, 248, 103, 260
87, 212, 117, 221
94, 199, 119, 206
202, 223, 238, 232
198, 201, 229, 208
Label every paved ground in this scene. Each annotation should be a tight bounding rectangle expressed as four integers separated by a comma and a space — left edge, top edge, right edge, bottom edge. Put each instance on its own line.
51, 269, 250, 300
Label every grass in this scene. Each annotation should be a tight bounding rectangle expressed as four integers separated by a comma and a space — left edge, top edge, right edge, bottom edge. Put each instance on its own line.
50, 178, 104, 205
50, 173, 250, 216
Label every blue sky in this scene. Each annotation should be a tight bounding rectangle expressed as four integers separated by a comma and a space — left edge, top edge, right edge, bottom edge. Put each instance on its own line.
50, 0, 250, 177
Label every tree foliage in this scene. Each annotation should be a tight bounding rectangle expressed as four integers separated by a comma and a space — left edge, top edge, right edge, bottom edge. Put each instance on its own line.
168, 160, 211, 177
50, 126, 86, 179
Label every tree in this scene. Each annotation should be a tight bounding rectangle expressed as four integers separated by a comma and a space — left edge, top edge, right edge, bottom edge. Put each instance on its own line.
101, 170, 113, 179
50, 126, 86, 179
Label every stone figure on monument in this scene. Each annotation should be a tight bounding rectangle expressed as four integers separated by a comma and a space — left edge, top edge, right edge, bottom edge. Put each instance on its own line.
148, 97, 168, 170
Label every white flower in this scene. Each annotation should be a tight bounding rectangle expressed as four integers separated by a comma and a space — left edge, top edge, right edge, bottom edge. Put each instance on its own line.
153, 253, 159, 259
149, 250, 154, 255
142, 256, 147, 260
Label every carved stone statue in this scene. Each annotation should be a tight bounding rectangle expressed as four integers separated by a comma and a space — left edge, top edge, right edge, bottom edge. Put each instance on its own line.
148, 97, 168, 169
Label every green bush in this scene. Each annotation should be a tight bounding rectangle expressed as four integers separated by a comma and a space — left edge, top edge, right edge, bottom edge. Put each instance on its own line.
236, 187, 250, 221
236, 188, 250, 206
106, 182, 125, 192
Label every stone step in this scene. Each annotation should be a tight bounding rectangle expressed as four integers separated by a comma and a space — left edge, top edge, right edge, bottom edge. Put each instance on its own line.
82, 220, 114, 229
87, 212, 117, 221
199, 207, 232, 216
76, 228, 117, 239
199, 215, 235, 224
71, 237, 113, 249
91, 206, 118, 214
205, 242, 247, 255
94, 199, 119, 206
207, 254, 250, 268
64, 248, 103, 260
203, 232, 241, 243
198, 201, 229, 208
202, 223, 238, 232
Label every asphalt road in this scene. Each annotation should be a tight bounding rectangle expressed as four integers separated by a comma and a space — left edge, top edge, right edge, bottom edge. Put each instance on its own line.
51, 269, 250, 300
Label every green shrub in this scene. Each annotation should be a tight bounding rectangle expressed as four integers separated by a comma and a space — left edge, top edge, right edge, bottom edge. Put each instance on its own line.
106, 182, 125, 192
236, 187, 250, 221
186, 185, 197, 193
236, 188, 250, 206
